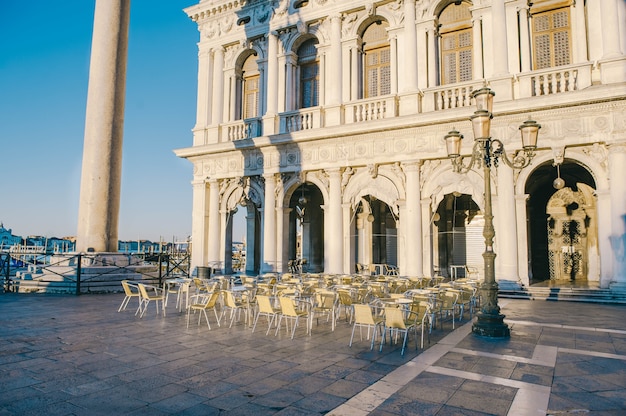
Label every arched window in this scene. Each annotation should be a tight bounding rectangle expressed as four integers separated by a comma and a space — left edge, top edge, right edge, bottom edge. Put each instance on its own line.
363, 20, 390, 98
531, 2, 572, 69
439, 2, 473, 85
297, 38, 319, 108
239, 54, 259, 120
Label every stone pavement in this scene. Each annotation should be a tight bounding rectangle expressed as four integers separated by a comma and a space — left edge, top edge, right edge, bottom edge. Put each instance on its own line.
1, 293, 625, 415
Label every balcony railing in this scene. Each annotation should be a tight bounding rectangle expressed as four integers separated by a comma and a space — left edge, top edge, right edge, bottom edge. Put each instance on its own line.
221, 118, 262, 141
517, 63, 592, 98
213, 62, 602, 141
345, 95, 398, 123
279, 108, 321, 133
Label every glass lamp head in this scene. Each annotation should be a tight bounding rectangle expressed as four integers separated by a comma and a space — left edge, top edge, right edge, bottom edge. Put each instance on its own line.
519, 119, 541, 150
444, 129, 463, 158
470, 110, 492, 140
472, 87, 495, 113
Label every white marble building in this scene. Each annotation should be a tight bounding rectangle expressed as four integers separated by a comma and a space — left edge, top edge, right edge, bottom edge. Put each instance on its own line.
175, 0, 626, 290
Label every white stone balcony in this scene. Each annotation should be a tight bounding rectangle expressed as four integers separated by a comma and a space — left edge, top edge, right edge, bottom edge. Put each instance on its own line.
345, 95, 398, 124
221, 118, 262, 141
279, 107, 322, 133
516, 63, 592, 98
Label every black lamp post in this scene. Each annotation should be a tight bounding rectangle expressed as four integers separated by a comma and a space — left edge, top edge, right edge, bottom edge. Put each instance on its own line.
444, 87, 541, 338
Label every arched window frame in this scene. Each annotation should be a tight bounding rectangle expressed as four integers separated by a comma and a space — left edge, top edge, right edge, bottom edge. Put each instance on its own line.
530, 0, 573, 70
361, 20, 391, 98
438, 1, 474, 86
296, 38, 320, 109
235, 53, 260, 121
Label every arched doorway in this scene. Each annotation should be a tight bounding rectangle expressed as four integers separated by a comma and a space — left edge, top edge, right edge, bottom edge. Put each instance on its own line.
433, 192, 482, 279
224, 201, 261, 275
526, 160, 597, 285
352, 195, 398, 272
288, 183, 324, 273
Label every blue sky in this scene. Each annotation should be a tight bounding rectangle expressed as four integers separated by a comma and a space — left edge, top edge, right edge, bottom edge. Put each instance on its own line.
1, 1, 200, 242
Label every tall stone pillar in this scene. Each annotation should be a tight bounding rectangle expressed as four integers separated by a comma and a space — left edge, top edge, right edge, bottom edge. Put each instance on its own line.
325, 14, 343, 126
427, 24, 437, 88
495, 160, 519, 283
211, 47, 224, 126
403, 161, 423, 276
262, 174, 277, 271
190, 179, 209, 272
600, 0, 623, 58
608, 143, 626, 291
518, 6, 531, 72
263, 32, 279, 135
77, 0, 130, 253
403, 0, 418, 92
326, 169, 343, 273
491, 0, 509, 77
208, 179, 221, 266
472, 16, 484, 78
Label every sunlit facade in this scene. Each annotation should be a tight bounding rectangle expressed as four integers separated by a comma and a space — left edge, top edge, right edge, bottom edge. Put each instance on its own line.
176, 0, 626, 291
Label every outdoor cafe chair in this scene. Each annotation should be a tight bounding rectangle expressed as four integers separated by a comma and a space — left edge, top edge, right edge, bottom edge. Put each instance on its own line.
221, 290, 250, 328
379, 305, 422, 356
137, 283, 166, 318
275, 296, 311, 339
118, 280, 141, 314
251, 294, 280, 335
350, 304, 384, 350
311, 290, 337, 331
437, 291, 459, 329
186, 290, 221, 329
164, 278, 191, 312
336, 289, 355, 324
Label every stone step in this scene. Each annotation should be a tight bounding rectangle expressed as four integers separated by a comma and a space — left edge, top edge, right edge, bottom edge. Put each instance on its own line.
499, 287, 626, 304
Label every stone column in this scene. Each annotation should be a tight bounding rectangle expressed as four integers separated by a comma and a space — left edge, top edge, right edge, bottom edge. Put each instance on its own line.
515, 194, 530, 286
600, 0, 623, 58
190, 179, 209, 272
328, 14, 342, 105
350, 43, 360, 100
518, 6, 531, 72
472, 16, 484, 78
427, 24, 437, 87
421, 197, 434, 276
77, 0, 130, 253
491, 0, 509, 77
403, 161, 423, 276
495, 160, 519, 282
195, 46, 211, 132
326, 168, 343, 273
264, 32, 278, 135
276, 205, 285, 272
390, 35, 398, 95
416, 24, 428, 90
262, 174, 277, 271
342, 203, 353, 274
608, 143, 626, 291
208, 179, 221, 265
211, 47, 224, 126
404, 0, 418, 92
571, 1, 588, 64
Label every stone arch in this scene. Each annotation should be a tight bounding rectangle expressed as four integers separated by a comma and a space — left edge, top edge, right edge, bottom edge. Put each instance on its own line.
422, 163, 486, 213
354, 14, 391, 40
428, 0, 475, 20
343, 167, 401, 216
516, 147, 609, 196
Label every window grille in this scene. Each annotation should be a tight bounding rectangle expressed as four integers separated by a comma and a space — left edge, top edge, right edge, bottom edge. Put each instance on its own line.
298, 38, 319, 108
532, 7, 571, 69
363, 21, 390, 98
439, 2, 473, 85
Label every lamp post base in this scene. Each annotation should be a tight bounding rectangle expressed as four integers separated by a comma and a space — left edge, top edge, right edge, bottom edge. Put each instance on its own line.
472, 312, 510, 338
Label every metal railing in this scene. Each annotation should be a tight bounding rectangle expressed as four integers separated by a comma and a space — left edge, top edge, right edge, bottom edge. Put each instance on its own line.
1, 251, 191, 295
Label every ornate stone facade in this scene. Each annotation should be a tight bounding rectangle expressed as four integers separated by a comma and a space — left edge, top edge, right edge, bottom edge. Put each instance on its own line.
176, 0, 626, 289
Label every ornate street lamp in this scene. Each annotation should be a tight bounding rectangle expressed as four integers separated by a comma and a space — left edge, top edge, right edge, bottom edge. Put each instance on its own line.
444, 87, 541, 338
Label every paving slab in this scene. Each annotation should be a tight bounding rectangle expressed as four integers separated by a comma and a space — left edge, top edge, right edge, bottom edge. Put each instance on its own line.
1, 294, 626, 415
